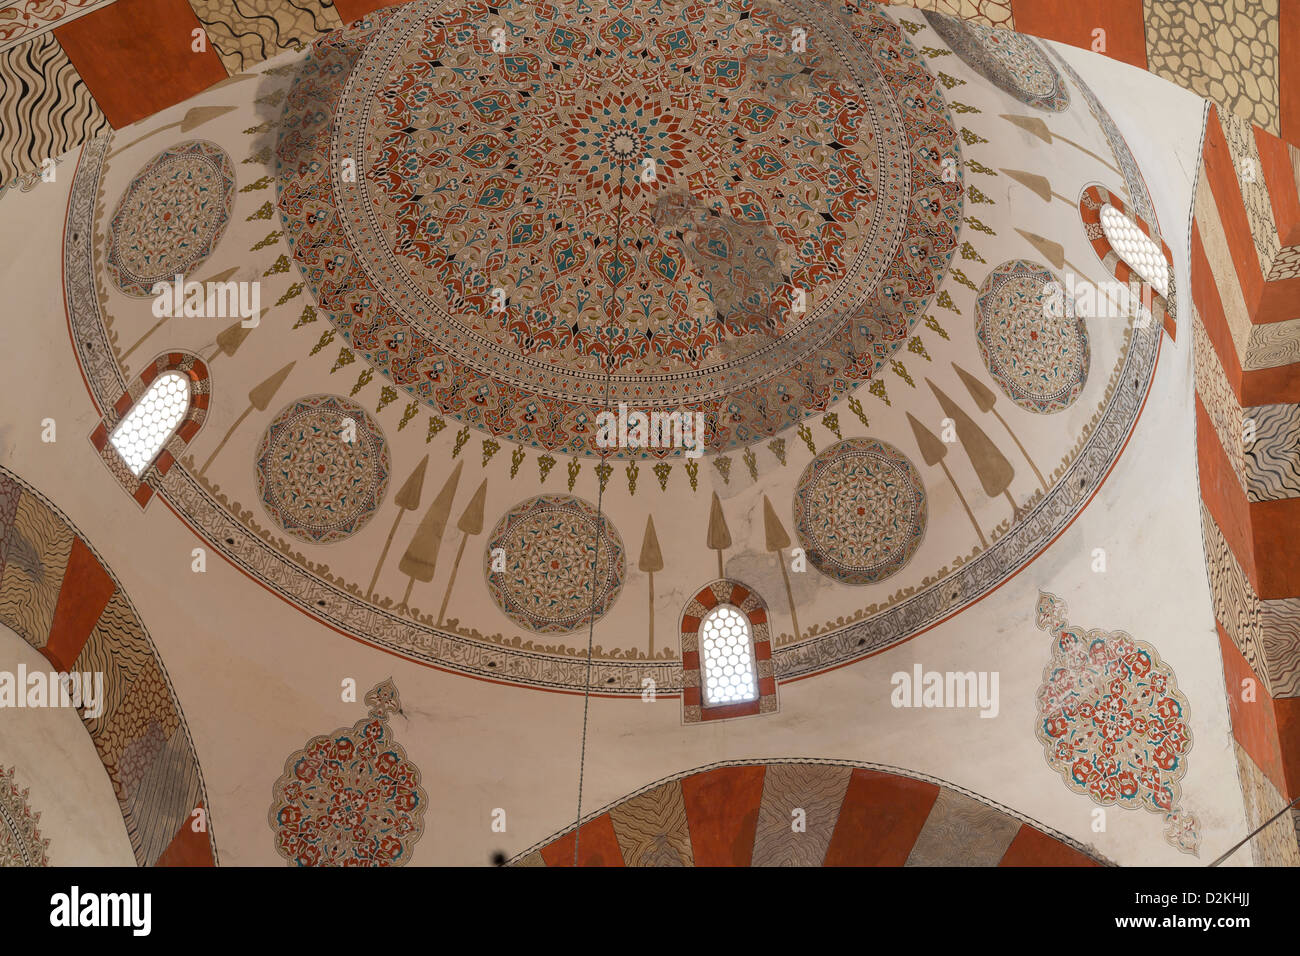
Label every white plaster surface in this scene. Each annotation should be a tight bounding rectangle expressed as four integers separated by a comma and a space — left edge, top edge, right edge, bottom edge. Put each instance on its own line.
0, 26, 1254, 866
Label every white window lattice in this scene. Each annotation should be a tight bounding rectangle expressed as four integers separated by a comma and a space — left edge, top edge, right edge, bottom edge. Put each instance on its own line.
109, 372, 190, 477
1100, 204, 1169, 297
700, 604, 757, 705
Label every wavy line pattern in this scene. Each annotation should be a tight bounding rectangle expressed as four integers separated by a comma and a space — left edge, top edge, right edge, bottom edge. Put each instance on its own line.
1243, 316, 1300, 371
1199, 500, 1269, 689
0, 31, 108, 183
0, 474, 20, 572
905, 787, 1020, 866
75, 590, 148, 738
186, 0, 342, 75
751, 762, 851, 866
1217, 107, 1283, 279
606, 781, 693, 866
515, 760, 1109, 866
1234, 741, 1300, 865
1198, 500, 1300, 698
1259, 598, 1300, 698
1243, 402, 1300, 502
0, 468, 217, 866
125, 728, 202, 866
0, 490, 73, 645
1193, 309, 1248, 493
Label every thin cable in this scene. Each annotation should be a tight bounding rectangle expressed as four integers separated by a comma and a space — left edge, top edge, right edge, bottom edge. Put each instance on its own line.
574, 161, 627, 865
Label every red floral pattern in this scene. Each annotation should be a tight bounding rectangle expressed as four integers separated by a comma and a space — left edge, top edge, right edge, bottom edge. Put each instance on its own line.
275, 0, 962, 456
1034, 591, 1200, 855
269, 680, 427, 866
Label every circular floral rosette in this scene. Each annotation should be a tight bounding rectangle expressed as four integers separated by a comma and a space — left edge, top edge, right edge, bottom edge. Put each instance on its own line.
486, 494, 626, 633
256, 394, 391, 544
106, 140, 236, 296
975, 259, 1090, 413
276, 0, 962, 456
269, 680, 427, 866
923, 11, 1070, 112
793, 438, 927, 585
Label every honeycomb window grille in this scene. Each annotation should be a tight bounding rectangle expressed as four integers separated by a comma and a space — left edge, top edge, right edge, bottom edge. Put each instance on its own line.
1099, 203, 1169, 297
699, 604, 758, 705
109, 371, 191, 476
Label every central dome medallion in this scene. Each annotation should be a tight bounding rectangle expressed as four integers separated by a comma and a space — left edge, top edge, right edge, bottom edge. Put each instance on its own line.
277, 0, 962, 456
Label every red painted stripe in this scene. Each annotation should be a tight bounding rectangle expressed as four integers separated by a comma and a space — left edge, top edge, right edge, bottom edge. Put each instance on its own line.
680, 765, 765, 865
999, 825, 1099, 866
823, 768, 938, 866
540, 814, 625, 867
1255, 276, 1300, 324
1281, 0, 1300, 147
1196, 396, 1259, 587
1254, 126, 1300, 246
1248, 495, 1300, 599
1217, 623, 1294, 799
42, 537, 116, 673
1202, 108, 1267, 315
153, 803, 215, 866
55, 0, 227, 129
334, 0, 406, 27
1191, 227, 1300, 405
1010, 0, 1147, 68
700, 698, 759, 720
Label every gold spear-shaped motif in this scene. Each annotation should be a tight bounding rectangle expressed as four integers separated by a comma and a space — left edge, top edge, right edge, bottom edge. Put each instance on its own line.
1000, 168, 1076, 206
906, 412, 987, 549
1018, 229, 1133, 319
927, 378, 1018, 517
437, 478, 486, 627
952, 362, 1046, 490
1000, 114, 1122, 174
762, 495, 800, 645
107, 105, 241, 158
119, 267, 240, 364
707, 490, 731, 579
197, 360, 293, 475
366, 455, 428, 601
638, 515, 664, 657
397, 460, 462, 611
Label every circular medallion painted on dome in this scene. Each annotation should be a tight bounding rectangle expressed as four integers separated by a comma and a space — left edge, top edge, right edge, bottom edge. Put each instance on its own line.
106, 140, 236, 296
485, 494, 626, 633
975, 259, 1090, 414
923, 11, 1069, 112
256, 394, 390, 544
276, 0, 963, 456
793, 438, 927, 585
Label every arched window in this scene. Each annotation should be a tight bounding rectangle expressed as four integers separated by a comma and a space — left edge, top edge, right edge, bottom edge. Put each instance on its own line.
109, 372, 191, 476
699, 604, 757, 705
1099, 204, 1169, 296
680, 579, 777, 723
91, 352, 210, 507
1080, 184, 1176, 340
